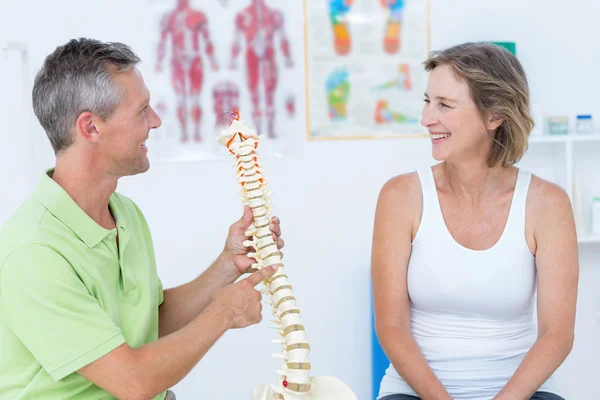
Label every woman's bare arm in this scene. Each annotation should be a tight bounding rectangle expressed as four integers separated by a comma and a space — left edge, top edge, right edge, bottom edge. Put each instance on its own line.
372, 173, 452, 400
494, 177, 578, 399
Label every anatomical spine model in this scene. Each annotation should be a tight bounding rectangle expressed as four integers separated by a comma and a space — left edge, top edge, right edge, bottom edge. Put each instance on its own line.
218, 112, 357, 400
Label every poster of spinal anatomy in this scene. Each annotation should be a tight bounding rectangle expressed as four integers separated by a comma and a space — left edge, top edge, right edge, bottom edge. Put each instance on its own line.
305, 0, 430, 140
147, 0, 302, 162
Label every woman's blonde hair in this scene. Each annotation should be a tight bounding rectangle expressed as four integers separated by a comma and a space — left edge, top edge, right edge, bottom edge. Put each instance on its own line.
424, 42, 534, 168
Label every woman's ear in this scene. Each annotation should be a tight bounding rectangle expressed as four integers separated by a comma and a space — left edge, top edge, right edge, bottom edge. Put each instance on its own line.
486, 112, 504, 132
75, 111, 101, 143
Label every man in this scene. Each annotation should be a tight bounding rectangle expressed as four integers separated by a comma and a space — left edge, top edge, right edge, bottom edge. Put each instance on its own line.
0, 38, 281, 400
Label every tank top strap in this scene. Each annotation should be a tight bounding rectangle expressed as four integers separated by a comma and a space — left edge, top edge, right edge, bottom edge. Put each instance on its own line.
415, 166, 445, 238
503, 169, 532, 240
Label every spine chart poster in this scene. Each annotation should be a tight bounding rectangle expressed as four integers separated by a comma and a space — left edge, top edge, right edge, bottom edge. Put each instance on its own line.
305, 0, 430, 140
147, 0, 302, 162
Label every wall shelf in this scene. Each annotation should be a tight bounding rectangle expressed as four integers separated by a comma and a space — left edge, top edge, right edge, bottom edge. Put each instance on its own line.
578, 235, 600, 244
525, 133, 600, 246
529, 133, 600, 143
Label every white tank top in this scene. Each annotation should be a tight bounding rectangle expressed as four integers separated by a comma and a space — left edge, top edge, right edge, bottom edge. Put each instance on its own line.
378, 167, 560, 400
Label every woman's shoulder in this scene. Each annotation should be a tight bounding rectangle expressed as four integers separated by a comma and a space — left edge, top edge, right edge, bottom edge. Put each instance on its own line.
377, 171, 423, 220
527, 173, 571, 209
379, 170, 422, 200
375, 171, 423, 240
523, 171, 577, 256
526, 173, 573, 236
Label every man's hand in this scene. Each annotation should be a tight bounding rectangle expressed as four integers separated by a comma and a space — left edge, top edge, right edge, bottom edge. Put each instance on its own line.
222, 205, 284, 274
212, 266, 277, 329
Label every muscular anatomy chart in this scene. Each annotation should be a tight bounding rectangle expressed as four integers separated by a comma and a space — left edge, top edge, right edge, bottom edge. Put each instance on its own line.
230, 0, 294, 139
156, 0, 219, 144
147, 0, 301, 162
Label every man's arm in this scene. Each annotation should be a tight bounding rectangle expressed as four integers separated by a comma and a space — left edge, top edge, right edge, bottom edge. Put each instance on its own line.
158, 206, 284, 337
0, 244, 270, 400
79, 267, 276, 400
158, 253, 235, 338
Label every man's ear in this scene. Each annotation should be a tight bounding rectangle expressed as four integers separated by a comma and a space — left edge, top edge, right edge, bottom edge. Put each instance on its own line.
486, 112, 504, 132
75, 111, 101, 143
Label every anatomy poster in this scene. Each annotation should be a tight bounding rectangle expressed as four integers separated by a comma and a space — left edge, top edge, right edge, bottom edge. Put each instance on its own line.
305, 0, 430, 140
146, 0, 303, 162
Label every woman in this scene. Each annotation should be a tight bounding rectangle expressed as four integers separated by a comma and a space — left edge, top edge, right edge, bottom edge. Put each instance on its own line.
371, 42, 578, 400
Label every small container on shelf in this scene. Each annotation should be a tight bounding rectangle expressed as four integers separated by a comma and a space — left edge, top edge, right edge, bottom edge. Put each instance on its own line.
592, 197, 600, 235
576, 115, 593, 134
548, 116, 569, 135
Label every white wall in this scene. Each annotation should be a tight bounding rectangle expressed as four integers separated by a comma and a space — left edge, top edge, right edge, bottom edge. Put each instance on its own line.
1, 1, 599, 399
0, 43, 34, 226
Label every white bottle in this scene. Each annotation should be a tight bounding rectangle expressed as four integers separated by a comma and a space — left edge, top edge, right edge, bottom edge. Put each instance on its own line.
592, 197, 600, 235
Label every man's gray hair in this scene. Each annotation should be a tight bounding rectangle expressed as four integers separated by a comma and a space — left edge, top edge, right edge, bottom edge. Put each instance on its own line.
32, 38, 141, 153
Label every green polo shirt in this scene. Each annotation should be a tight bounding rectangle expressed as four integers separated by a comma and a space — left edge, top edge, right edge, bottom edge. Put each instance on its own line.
0, 170, 166, 400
